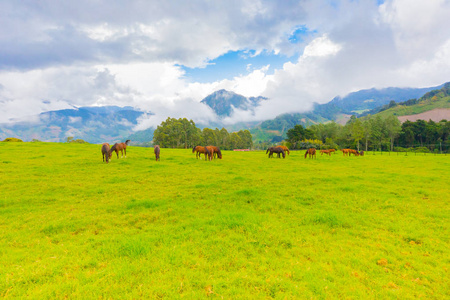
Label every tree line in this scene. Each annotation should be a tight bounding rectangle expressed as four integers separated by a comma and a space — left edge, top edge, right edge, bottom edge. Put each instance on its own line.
284, 115, 450, 152
152, 117, 253, 150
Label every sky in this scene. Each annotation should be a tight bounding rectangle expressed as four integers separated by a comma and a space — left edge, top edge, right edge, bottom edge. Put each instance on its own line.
1, 0, 450, 129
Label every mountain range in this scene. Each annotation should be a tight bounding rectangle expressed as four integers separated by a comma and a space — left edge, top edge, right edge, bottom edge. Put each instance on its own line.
1, 83, 448, 144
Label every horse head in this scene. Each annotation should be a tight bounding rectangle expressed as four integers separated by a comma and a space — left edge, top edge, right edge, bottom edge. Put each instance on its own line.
192, 146, 197, 153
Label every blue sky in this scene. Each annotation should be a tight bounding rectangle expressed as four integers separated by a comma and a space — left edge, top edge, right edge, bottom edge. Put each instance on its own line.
180, 25, 315, 82
180, 50, 294, 83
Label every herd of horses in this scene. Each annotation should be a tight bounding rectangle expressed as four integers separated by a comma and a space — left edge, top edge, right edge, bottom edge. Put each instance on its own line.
101, 141, 362, 163
101, 140, 130, 163
192, 146, 223, 161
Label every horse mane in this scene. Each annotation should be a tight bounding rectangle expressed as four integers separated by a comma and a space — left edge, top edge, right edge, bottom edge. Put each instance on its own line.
110, 143, 118, 152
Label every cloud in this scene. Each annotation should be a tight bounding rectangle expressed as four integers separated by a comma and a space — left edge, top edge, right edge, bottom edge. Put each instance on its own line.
1, 0, 450, 129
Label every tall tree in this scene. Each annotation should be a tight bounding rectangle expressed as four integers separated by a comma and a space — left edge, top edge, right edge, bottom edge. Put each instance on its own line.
384, 115, 402, 151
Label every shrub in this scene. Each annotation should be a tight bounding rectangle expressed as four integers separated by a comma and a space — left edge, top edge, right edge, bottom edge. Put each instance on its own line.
2, 137, 23, 142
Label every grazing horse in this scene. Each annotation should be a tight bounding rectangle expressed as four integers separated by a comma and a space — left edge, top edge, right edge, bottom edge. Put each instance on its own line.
304, 148, 316, 159
192, 146, 210, 160
111, 139, 131, 159
266, 147, 286, 158
349, 149, 360, 156
101, 143, 111, 163
320, 149, 332, 156
210, 146, 222, 159
154, 145, 160, 161
342, 148, 350, 156
275, 145, 290, 155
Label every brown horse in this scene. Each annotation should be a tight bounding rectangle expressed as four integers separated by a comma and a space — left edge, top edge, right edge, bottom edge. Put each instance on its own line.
266, 147, 286, 158
342, 149, 350, 156
154, 145, 160, 161
209, 146, 222, 159
304, 148, 316, 159
192, 146, 210, 160
320, 149, 332, 156
349, 149, 360, 156
275, 145, 290, 155
328, 149, 336, 154
101, 143, 111, 163
111, 140, 130, 159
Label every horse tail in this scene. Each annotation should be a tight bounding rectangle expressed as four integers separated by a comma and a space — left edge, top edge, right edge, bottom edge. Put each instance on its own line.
205, 146, 210, 156
125, 139, 131, 145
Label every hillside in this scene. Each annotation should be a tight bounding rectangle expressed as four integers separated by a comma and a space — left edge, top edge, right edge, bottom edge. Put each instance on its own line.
372, 82, 450, 121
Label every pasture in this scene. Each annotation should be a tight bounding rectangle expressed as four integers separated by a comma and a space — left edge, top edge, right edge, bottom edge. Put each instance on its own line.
0, 142, 448, 299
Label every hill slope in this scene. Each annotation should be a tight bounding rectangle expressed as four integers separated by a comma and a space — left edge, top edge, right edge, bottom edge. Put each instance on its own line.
372, 83, 450, 121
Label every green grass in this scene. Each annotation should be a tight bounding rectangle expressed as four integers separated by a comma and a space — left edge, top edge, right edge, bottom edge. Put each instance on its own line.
0, 142, 449, 299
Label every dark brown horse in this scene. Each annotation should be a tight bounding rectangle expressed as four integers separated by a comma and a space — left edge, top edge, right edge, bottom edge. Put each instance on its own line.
276, 145, 290, 155
209, 146, 222, 159
266, 147, 286, 158
110, 139, 130, 159
192, 146, 210, 160
154, 145, 160, 161
101, 143, 111, 163
304, 148, 316, 159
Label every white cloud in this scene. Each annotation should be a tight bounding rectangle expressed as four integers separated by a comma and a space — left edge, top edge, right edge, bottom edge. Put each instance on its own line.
1, 0, 450, 129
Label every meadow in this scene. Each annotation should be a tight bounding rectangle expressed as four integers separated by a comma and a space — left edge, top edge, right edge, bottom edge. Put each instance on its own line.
0, 142, 448, 299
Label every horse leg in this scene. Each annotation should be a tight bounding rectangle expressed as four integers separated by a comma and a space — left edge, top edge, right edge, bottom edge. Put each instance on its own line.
124, 148, 127, 158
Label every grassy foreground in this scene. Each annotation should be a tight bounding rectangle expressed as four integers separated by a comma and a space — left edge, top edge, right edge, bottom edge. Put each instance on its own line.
0, 142, 448, 299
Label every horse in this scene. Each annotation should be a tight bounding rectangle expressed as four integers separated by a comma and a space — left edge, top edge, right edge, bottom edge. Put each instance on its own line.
349, 149, 360, 156
320, 149, 332, 156
266, 147, 285, 158
304, 148, 316, 159
110, 139, 131, 159
192, 146, 210, 160
275, 145, 290, 155
205, 146, 219, 160
210, 146, 222, 159
341, 149, 350, 156
101, 143, 111, 163
328, 149, 336, 154
154, 145, 160, 161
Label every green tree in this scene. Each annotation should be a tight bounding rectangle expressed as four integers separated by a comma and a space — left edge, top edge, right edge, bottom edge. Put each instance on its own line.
384, 115, 402, 151
153, 117, 200, 148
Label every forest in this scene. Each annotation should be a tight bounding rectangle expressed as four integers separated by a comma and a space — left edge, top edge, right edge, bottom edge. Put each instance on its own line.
152, 117, 253, 150
282, 115, 450, 153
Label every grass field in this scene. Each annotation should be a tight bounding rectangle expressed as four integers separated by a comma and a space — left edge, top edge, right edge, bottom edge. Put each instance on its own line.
0, 142, 449, 299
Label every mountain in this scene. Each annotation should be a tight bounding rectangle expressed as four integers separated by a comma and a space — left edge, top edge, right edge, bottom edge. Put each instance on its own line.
368, 82, 450, 121
312, 84, 444, 121
0, 106, 146, 143
200, 89, 267, 117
